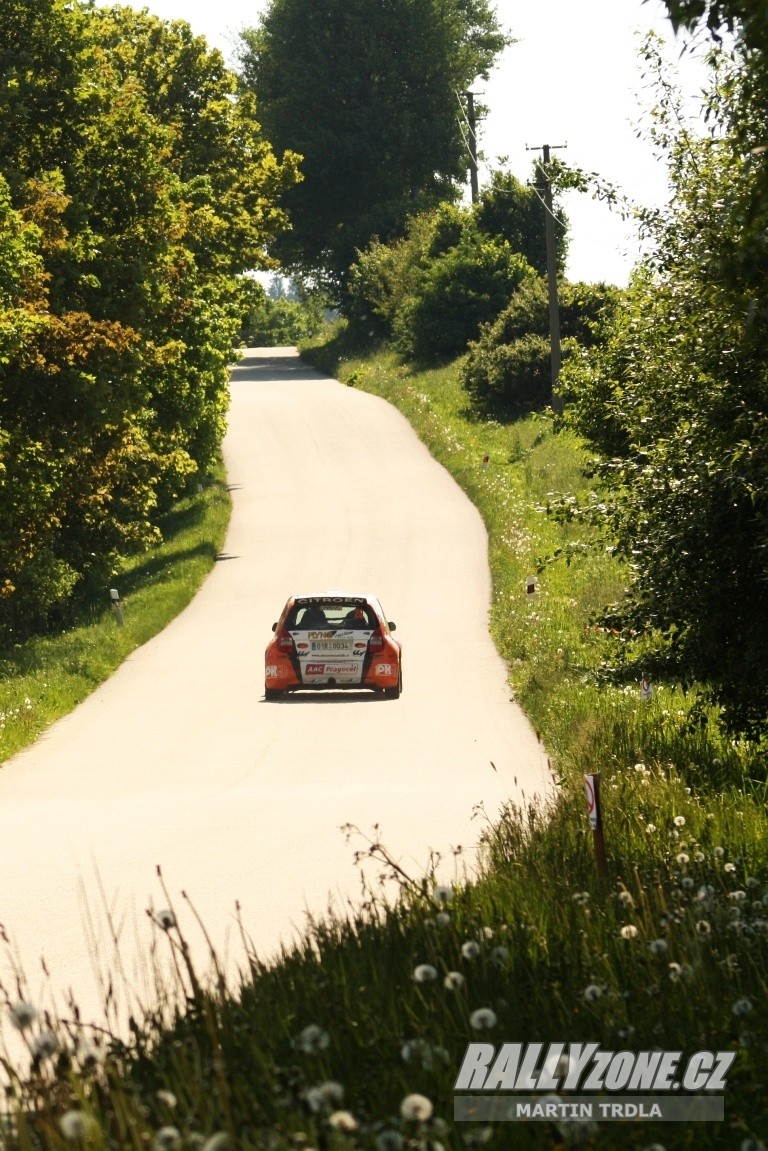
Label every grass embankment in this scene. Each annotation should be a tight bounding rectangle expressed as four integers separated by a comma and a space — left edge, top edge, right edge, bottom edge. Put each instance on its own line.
0, 468, 231, 766
2, 341, 766, 1150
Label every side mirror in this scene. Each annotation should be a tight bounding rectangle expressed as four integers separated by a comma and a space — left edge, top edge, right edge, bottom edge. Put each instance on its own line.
272, 622, 277, 632
388, 622, 396, 631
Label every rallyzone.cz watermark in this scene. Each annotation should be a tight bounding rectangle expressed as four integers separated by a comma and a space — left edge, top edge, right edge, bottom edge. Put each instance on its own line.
453, 1042, 732, 1122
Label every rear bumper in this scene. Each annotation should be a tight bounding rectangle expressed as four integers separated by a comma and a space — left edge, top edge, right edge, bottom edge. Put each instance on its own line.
265, 648, 400, 693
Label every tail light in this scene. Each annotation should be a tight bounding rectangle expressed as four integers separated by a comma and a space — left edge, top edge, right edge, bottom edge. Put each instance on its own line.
368, 628, 385, 654
277, 628, 296, 653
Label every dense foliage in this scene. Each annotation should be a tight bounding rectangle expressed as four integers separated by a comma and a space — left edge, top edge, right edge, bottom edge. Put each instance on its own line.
560, 38, 768, 735
347, 193, 548, 362
0, 1, 298, 640
238, 0, 508, 293
463, 276, 619, 417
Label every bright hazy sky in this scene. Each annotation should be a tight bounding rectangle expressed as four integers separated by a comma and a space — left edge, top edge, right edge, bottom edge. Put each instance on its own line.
106, 0, 713, 285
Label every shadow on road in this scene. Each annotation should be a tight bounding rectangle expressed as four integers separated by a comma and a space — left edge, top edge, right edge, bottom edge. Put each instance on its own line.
263, 691, 393, 705
230, 348, 328, 384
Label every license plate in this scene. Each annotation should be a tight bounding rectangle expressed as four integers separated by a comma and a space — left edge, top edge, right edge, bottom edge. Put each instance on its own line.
311, 641, 352, 652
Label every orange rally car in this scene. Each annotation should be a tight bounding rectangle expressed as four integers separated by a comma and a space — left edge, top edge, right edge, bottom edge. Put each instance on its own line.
264, 593, 402, 700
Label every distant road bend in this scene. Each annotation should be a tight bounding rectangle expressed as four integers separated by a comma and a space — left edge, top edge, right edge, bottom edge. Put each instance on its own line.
0, 348, 551, 1029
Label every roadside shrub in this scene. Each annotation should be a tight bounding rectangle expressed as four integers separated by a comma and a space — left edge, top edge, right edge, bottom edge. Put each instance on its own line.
464, 277, 620, 417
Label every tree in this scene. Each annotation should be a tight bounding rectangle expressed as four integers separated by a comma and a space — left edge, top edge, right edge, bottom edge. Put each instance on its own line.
560, 38, 768, 734
473, 168, 568, 278
0, 0, 299, 638
463, 277, 618, 417
238, 0, 509, 293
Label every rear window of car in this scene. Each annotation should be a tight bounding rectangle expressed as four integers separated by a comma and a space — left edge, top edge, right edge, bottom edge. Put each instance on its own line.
287, 600, 376, 630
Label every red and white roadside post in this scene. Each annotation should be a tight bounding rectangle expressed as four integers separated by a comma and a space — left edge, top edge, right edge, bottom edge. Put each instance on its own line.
584, 773, 608, 881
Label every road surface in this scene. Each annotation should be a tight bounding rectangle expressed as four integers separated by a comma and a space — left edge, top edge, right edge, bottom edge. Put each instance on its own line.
0, 349, 550, 1037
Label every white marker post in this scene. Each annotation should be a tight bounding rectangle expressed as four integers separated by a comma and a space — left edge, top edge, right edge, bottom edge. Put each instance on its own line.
110, 588, 124, 627
584, 773, 607, 881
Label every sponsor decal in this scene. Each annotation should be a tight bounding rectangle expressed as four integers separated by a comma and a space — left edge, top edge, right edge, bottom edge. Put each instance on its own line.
453, 1042, 733, 1123
375, 663, 393, 676
265, 665, 279, 678
305, 664, 326, 675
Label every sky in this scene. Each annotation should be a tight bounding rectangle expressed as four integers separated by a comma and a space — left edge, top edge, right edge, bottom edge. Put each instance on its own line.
105, 0, 714, 285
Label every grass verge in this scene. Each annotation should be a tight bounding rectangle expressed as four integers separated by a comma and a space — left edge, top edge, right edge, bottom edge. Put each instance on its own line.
0, 466, 231, 766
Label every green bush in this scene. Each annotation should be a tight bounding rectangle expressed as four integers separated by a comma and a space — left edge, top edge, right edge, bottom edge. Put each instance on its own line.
463, 277, 620, 417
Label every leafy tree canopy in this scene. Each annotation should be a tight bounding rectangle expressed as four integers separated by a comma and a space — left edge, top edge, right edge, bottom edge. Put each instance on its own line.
238, 0, 509, 294
560, 36, 768, 735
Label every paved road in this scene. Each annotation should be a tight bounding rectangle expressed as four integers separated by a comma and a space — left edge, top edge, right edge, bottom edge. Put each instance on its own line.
0, 349, 550, 1035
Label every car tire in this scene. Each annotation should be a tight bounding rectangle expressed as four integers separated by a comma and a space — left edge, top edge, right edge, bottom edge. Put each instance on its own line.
383, 666, 402, 700
265, 688, 283, 701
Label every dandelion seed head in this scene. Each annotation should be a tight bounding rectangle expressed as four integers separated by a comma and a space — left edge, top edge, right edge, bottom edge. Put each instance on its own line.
469, 1008, 497, 1030
461, 940, 481, 960
155, 909, 176, 930
328, 1111, 357, 1133
9, 1002, 37, 1031
676, 853, 689, 865
400, 1093, 433, 1122
729, 890, 747, 902
59, 1111, 92, 1141
153, 1128, 182, 1151
572, 891, 590, 905
713, 846, 725, 858
489, 946, 509, 965
156, 1091, 177, 1109
295, 1024, 330, 1054
724, 862, 737, 874
681, 877, 694, 889
436, 912, 451, 927
668, 963, 683, 982
620, 925, 639, 939
649, 938, 668, 954
696, 920, 712, 936
673, 816, 686, 827
583, 984, 602, 1002
433, 885, 453, 905
32, 1030, 59, 1059
732, 998, 753, 1017
443, 971, 465, 990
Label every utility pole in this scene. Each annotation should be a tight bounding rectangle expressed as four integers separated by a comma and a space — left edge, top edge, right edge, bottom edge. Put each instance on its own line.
465, 91, 479, 204
528, 142, 566, 410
